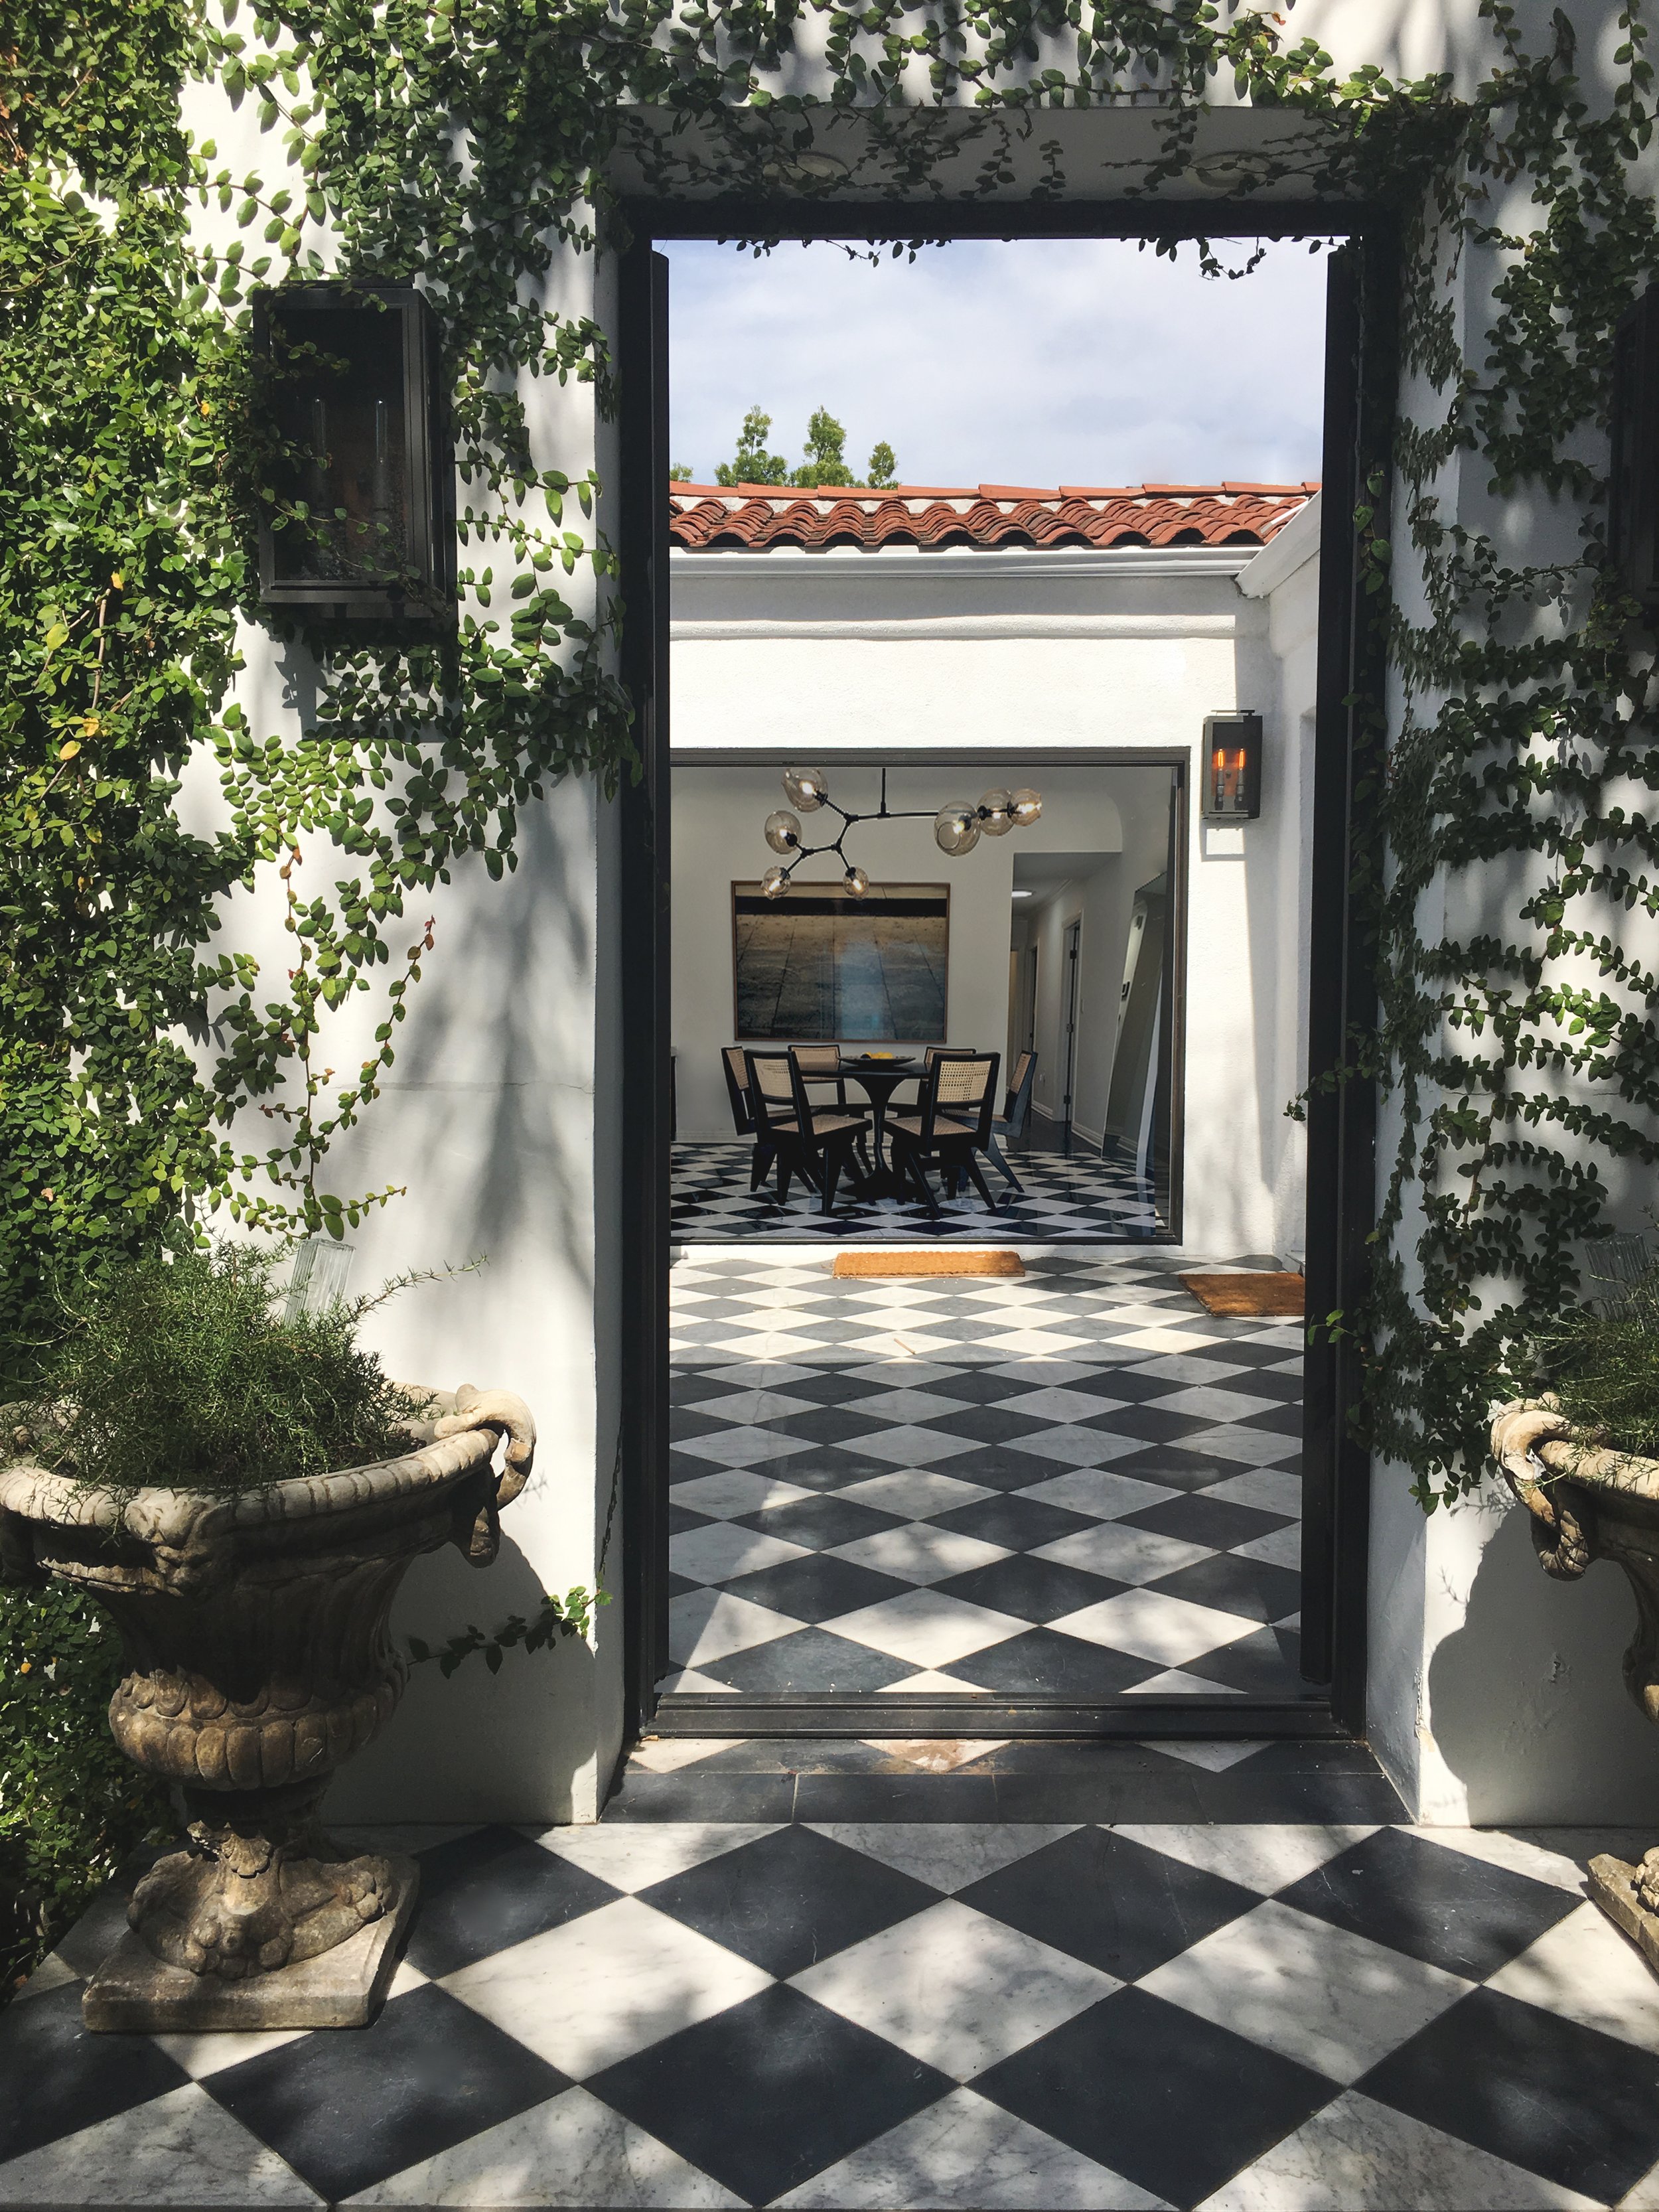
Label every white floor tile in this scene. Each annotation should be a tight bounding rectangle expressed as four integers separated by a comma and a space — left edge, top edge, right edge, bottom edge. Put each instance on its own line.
1035, 1524, 1214, 1586
0, 2083, 321, 2206
151, 2025, 309, 2079
622, 1739, 743, 1775
837, 1470, 997, 1518
670, 1522, 810, 1585
670, 1468, 814, 1519
1125, 1668, 1247, 1694
1021, 1469, 1180, 1520
1006, 1425, 1143, 1469
1407, 1826, 1597, 1894
1148, 1740, 1271, 1773
996, 1386, 1136, 1423
1145, 1385, 1290, 1423
441, 1897, 772, 2077
530, 1822, 777, 1893
830, 1588, 1031, 1669
829, 1523, 1011, 1585
653, 1667, 741, 1693
1487, 1899, 1659, 2053
1194, 2089, 1599, 2211
836, 1425, 982, 1469
879, 1668, 993, 1693
1230, 1523, 1302, 1570
1194, 1466, 1305, 1514
342, 2085, 743, 2207
792, 1899, 1115, 2079
1141, 1898, 1471, 2083
668, 1588, 803, 1666
842, 1388, 973, 1422
774, 2086, 1166, 2209
807, 1824, 1081, 1893
1118, 1824, 1380, 1894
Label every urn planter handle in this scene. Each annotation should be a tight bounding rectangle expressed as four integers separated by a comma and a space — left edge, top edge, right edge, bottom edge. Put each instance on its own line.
0, 1385, 537, 2029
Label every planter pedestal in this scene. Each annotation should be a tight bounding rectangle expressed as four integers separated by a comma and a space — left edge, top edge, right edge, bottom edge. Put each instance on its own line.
1, 1383, 534, 2030
1491, 1398, 1659, 1969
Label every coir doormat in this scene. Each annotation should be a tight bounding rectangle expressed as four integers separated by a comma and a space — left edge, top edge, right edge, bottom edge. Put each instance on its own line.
833, 1250, 1025, 1279
1180, 1271, 1305, 1317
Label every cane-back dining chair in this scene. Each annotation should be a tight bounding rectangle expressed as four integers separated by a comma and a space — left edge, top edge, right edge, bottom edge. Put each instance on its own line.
744, 1049, 871, 1215
887, 1050, 1003, 1218
985, 1049, 1037, 1193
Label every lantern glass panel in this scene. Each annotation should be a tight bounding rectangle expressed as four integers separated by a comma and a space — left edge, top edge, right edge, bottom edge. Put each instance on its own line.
269, 305, 411, 585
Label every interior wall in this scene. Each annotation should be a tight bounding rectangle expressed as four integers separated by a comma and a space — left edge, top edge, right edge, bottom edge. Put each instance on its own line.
669, 761, 1128, 1140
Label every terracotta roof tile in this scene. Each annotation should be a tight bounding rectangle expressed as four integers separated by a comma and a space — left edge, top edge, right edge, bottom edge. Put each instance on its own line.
669, 481, 1315, 553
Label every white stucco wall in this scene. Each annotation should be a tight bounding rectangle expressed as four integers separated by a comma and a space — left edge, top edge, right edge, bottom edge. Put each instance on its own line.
170, 5, 1659, 1826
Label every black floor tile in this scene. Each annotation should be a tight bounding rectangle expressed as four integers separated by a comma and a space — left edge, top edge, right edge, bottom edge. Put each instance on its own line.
670, 1372, 755, 1407
1239, 1401, 1305, 1435
639, 1824, 939, 1976
206, 1982, 567, 2201
1147, 1550, 1301, 1625
959, 1826, 1258, 1978
721, 1551, 913, 1623
792, 1772, 1002, 1822
1181, 1340, 1304, 1369
762, 1405, 892, 1445
668, 1501, 714, 1534
928, 1443, 1073, 1493
587, 1983, 953, 2206
991, 1769, 1208, 1824
925, 1370, 1063, 1405
774, 1372, 899, 1406
1108, 1447, 1259, 1493
941, 1627, 1163, 1697
1123, 1492, 1293, 1550
1073, 1370, 1197, 1404
975, 1985, 1333, 2209
932, 1553, 1129, 1624
404, 1826, 618, 1976
925, 1404, 1059, 1445
0, 1981, 188, 2163
932, 1493, 1100, 1550
1276, 1826, 1580, 1978
741, 1492, 906, 1549
1082, 1404, 1216, 1443
698, 1626, 919, 1693
1177, 1625, 1305, 1697
1190, 1767, 1409, 1824
602, 1770, 800, 1821
1361, 1986, 1659, 2201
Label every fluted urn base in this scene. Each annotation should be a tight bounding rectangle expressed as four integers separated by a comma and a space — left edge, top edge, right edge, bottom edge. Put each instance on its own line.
1587, 1851, 1659, 1979
83, 1834, 419, 2031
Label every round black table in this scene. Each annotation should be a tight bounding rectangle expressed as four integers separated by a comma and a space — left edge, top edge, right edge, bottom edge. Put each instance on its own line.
841, 1055, 921, 1199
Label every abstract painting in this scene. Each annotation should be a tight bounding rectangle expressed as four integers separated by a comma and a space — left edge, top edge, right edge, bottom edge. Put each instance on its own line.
732, 881, 949, 1041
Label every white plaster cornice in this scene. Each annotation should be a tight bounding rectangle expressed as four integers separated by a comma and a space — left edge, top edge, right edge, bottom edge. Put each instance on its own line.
671, 546, 1255, 587
670, 613, 1244, 641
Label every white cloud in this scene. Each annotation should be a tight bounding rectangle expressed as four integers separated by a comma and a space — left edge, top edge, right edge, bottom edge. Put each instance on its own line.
664, 234, 1330, 489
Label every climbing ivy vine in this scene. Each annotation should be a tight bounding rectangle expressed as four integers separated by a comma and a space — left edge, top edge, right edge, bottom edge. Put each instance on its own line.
5, 0, 1659, 1511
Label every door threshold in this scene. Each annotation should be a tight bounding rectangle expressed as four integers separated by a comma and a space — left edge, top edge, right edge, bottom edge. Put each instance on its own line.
650, 1694, 1344, 1739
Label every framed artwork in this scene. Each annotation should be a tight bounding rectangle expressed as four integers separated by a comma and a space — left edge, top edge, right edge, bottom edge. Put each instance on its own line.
732, 880, 950, 1042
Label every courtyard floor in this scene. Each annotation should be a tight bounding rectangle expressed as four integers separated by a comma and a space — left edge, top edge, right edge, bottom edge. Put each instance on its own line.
7, 1737, 1659, 2210
665, 1250, 1307, 1702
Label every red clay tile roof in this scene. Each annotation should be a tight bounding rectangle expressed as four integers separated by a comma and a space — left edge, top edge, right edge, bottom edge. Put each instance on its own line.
669, 481, 1317, 553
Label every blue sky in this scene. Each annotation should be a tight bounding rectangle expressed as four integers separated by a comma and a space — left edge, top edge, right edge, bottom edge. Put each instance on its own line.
663, 235, 1331, 490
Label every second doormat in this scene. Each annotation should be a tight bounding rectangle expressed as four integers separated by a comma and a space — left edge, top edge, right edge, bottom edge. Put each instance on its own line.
833, 1250, 1025, 1278
1180, 1270, 1305, 1317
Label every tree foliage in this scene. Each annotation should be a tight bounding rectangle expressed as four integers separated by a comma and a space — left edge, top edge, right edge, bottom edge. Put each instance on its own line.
713, 402, 899, 487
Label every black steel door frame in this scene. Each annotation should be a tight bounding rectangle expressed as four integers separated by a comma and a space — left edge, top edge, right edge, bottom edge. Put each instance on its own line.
618, 202, 1395, 1743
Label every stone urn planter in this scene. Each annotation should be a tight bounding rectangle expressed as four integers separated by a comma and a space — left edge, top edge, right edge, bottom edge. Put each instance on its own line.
0, 1382, 534, 2030
1491, 1396, 1659, 1970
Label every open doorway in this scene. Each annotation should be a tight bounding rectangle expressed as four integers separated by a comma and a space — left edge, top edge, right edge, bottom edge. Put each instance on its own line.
621, 218, 1385, 1735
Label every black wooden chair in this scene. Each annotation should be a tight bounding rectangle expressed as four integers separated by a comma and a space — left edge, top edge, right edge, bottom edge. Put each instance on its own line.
722, 1045, 777, 1195
792, 1043, 849, 1108
887, 1050, 1003, 1218
985, 1049, 1037, 1193
744, 1049, 872, 1216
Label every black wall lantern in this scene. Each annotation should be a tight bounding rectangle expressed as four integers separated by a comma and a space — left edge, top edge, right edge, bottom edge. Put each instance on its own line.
1611, 285, 1659, 613
1202, 709, 1263, 820
253, 283, 455, 628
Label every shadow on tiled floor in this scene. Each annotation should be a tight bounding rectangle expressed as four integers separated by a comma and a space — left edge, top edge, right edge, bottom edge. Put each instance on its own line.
7, 1734, 1659, 2211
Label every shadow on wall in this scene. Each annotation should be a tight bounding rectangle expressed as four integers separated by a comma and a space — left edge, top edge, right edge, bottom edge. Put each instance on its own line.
327, 1533, 598, 1826
1427, 1505, 1659, 1826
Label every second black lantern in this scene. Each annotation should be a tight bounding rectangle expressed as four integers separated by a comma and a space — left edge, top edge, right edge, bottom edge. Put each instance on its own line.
253, 283, 455, 627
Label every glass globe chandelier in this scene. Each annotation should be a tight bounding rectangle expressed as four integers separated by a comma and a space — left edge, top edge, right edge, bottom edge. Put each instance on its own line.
756, 768, 1042, 897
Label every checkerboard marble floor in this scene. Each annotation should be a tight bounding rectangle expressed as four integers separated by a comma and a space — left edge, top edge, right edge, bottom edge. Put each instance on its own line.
672, 1142, 1161, 1244
666, 1250, 1307, 1702
10, 1736, 1659, 2211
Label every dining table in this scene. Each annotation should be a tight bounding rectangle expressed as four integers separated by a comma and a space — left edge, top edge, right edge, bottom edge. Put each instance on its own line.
834, 1053, 923, 1200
